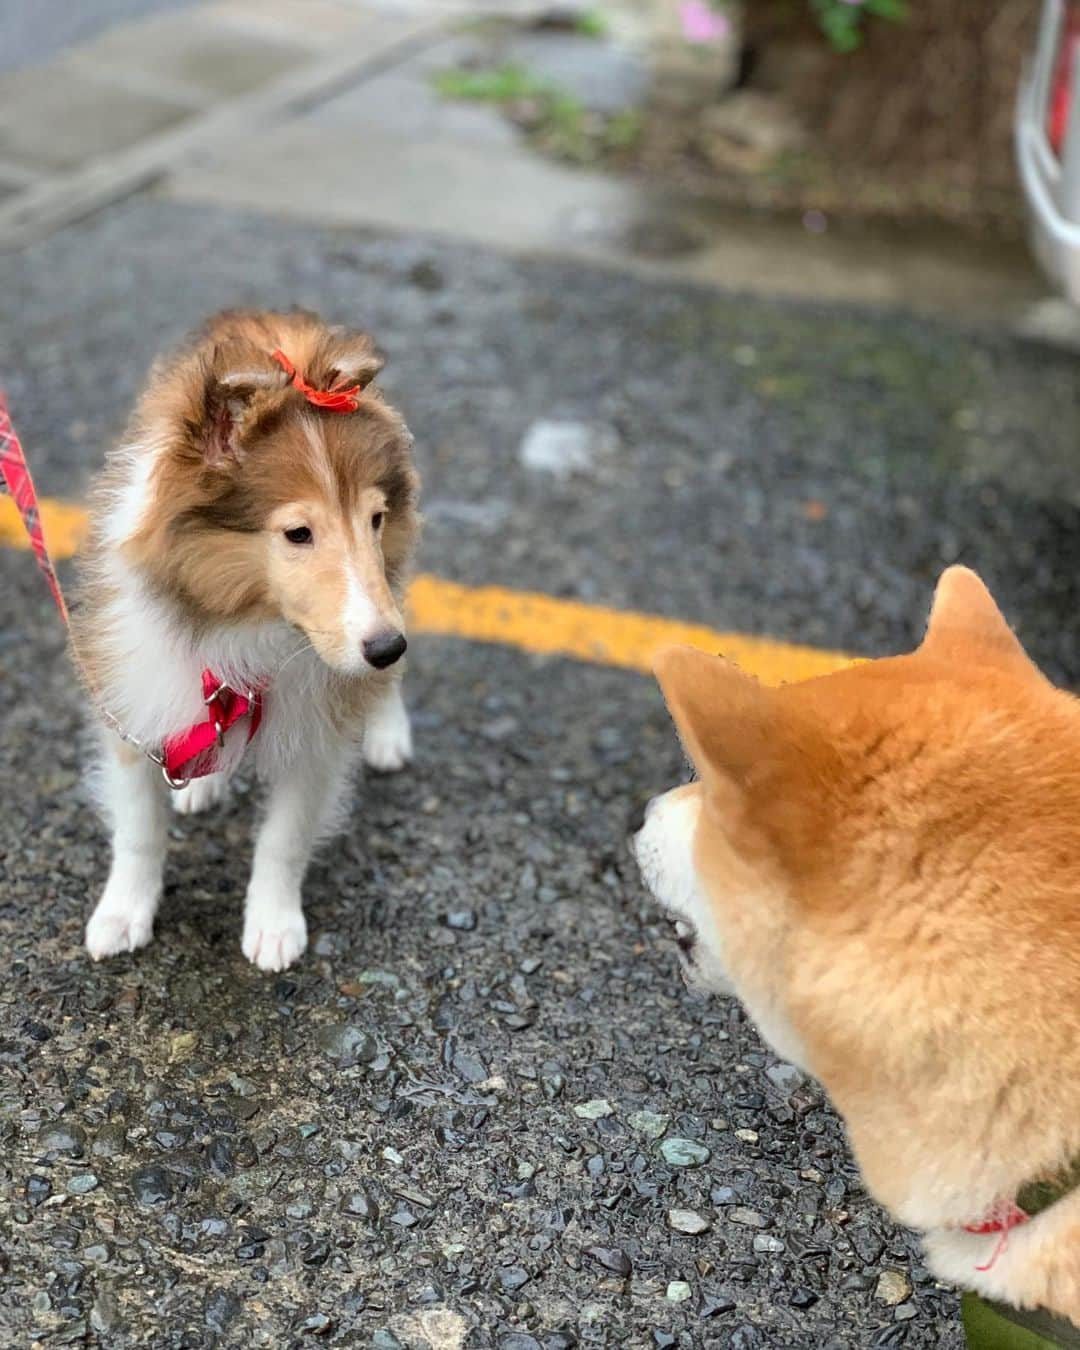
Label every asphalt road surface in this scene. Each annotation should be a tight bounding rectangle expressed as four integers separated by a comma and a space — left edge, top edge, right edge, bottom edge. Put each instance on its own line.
3, 199, 1080, 1348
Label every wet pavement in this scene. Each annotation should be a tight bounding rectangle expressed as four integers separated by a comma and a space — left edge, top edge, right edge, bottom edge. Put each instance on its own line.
3, 198, 1080, 1348
2, 0, 200, 75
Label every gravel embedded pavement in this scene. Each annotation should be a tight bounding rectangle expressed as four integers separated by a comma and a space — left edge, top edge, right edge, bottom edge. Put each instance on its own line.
3, 198, 1080, 1348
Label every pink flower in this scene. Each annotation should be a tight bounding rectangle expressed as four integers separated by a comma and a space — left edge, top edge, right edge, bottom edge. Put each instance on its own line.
680, 0, 730, 45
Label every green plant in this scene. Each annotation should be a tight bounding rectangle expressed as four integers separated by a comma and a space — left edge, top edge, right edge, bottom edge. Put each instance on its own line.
433, 62, 642, 166
433, 64, 543, 102
809, 0, 907, 53
538, 93, 593, 161
605, 109, 643, 152
575, 9, 610, 39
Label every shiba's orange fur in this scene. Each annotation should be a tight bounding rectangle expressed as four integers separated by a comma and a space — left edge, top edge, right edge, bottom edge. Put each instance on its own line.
652, 569, 1080, 1324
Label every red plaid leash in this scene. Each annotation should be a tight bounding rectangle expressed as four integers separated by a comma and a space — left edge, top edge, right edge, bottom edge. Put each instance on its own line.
0, 393, 263, 787
0, 395, 69, 622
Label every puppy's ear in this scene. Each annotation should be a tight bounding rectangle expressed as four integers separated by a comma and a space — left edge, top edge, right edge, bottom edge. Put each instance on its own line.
919, 567, 1040, 678
327, 332, 384, 391
653, 646, 777, 788
202, 346, 285, 466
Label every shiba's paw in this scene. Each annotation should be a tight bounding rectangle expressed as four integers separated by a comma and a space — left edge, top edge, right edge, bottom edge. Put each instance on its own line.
86, 903, 155, 960
171, 774, 228, 815
242, 910, 307, 972
362, 696, 413, 774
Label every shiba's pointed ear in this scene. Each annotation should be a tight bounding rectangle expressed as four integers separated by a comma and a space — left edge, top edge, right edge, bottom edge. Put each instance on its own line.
920, 567, 1037, 676
653, 646, 777, 787
203, 346, 284, 466
327, 333, 384, 391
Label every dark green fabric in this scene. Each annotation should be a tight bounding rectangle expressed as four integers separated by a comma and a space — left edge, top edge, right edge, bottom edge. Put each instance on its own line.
1018, 1156, 1080, 1221
962, 1294, 1080, 1350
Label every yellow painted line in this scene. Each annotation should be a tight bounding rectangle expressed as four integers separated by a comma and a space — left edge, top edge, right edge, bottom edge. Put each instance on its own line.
1, 496, 853, 684
0, 494, 90, 558
407, 575, 851, 683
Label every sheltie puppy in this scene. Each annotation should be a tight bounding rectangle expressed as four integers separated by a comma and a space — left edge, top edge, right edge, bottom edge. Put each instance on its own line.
72, 309, 420, 971
633, 568, 1080, 1333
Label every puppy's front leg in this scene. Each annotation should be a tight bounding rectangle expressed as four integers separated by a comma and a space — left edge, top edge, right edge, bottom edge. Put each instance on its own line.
242, 748, 349, 972
86, 742, 168, 960
361, 678, 413, 773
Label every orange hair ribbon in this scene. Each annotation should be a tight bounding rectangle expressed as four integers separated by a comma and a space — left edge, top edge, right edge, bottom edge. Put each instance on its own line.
270, 348, 362, 413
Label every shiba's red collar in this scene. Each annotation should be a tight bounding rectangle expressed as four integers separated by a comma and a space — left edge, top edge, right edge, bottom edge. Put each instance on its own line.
964, 1200, 1030, 1272
963, 1158, 1080, 1273
156, 671, 264, 788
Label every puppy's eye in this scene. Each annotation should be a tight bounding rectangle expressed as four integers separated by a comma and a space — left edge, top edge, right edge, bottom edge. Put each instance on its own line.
284, 526, 313, 545
371, 512, 384, 531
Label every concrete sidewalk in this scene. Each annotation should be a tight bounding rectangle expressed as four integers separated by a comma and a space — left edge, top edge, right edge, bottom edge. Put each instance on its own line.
0, 0, 451, 245
0, 2, 379, 177
0, 0, 1059, 332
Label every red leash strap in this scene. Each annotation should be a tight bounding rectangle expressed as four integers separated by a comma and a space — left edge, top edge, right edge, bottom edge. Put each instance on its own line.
0, 395, 69, 621
270, 349, 362, 413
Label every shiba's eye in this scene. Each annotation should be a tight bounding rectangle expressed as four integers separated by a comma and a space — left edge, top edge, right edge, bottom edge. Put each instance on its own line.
284, 526, 313, 545
371, 512, 384, 531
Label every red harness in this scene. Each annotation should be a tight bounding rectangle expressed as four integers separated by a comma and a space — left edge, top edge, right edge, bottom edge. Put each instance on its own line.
1, 355, 358, 787
158, 671, 264, 788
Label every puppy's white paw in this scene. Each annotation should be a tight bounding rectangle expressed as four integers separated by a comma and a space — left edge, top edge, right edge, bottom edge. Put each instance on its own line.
242, 909, 307, 972
171, 774, 228, 816
362, 696, 413, 774
86, 902, 155, 960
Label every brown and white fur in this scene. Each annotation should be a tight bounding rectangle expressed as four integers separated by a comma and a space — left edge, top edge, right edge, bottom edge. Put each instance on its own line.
72, 310, 420, 972
633, 568, 1080, 1326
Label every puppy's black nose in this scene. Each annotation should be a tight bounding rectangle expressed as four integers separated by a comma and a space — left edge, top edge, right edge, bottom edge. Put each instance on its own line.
626, 796, 651, 837
364, 631, 407, 670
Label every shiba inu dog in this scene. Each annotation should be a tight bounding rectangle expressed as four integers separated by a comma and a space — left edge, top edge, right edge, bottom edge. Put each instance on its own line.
633, 568, 1080, 1337
73, 309, 420, 971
